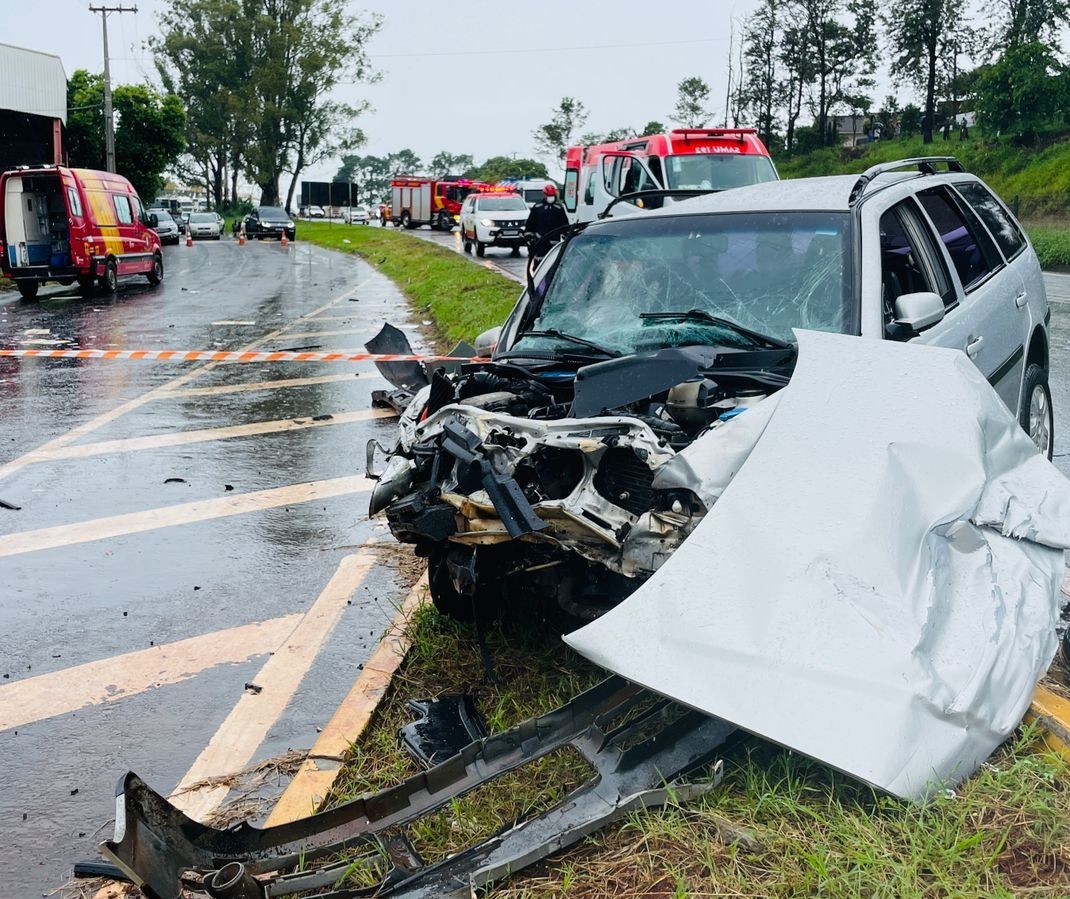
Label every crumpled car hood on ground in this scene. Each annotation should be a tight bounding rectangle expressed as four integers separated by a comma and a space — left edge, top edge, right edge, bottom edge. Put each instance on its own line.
565, 329, 1070, 800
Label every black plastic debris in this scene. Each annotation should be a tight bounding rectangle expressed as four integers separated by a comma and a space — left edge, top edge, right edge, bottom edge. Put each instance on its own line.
398, 695, 488, 768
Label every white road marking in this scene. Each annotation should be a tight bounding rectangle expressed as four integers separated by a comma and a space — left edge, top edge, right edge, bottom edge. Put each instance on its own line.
170, 552, 375, 819
0, 615, 301, 732
0, 277, 375, 483
159, 372, 378, 398
20, 408, 393, 463
0, 474, 374, 558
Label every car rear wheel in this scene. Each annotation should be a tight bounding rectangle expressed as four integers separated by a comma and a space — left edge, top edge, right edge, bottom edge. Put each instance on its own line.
146, 252, 163, 285
16, 281, 38, 300
1021, 363, 1053, 459
100, 258, 118, 294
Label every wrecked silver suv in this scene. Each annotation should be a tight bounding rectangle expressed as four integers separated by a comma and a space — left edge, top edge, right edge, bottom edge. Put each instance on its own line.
369, 158, 1052, 621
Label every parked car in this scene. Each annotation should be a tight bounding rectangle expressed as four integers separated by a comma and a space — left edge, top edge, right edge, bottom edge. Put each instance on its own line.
187, 212, 222, 240
368, 157, 1053, 621
148, 208, 180, 245
0, 164, 163, 298
307, 205, 326, 218
242, 206, 296, 240
343, 205, 370, 224
459, 191, 529, 257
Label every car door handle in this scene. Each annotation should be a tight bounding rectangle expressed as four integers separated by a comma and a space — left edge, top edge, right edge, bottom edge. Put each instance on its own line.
966, 336, 985, 358
1015, 290, 1028, 308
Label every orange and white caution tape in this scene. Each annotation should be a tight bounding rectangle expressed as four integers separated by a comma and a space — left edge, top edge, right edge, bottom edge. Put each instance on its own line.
0, 347, 479, 364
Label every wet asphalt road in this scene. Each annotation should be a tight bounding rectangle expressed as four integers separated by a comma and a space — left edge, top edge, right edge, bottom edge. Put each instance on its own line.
0, 237, 427, 896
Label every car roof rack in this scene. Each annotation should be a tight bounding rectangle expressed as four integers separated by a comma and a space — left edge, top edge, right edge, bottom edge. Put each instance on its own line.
848, 156, 965, 206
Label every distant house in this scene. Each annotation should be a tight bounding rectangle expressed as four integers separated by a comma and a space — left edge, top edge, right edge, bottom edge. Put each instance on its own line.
0, 43, 66, 172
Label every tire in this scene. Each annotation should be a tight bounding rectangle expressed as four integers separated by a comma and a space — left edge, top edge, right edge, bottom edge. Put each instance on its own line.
427, 548, 492, 622
100, 258, 118, 294
400, 211, 412, 229
1020, 363, 1053, 460
437, 211, 453, 232
16, 281, 39, 300
146, 252, 163, 286
475, 240, 485, 257
77, 275, 95, 297
463, 237, 471, 254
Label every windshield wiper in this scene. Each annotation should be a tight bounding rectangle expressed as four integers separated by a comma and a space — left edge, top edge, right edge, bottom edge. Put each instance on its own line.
639, 309, 793, 350
514, 329, 622, 358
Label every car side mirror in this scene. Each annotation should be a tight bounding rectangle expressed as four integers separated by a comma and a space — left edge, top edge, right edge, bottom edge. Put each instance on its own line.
149, 213, 158, 227
894, 291, 945, 331
475, 326, 502, 358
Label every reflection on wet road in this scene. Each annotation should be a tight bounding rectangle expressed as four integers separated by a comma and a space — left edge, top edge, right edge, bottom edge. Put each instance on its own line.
0, 238, 426, 896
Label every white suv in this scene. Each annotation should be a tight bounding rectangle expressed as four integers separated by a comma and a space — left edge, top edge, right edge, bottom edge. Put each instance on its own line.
498, 157, 1053, 457
459, 192, 529, 257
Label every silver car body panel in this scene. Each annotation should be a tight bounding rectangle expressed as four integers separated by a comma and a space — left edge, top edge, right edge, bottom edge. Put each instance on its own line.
565, 330, 1070, 800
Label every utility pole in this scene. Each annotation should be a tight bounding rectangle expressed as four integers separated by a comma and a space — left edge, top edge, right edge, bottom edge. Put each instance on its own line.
89, 4, 138, 173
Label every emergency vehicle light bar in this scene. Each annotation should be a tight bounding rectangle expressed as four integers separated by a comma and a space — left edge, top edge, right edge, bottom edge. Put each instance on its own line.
670, 128, 757, 142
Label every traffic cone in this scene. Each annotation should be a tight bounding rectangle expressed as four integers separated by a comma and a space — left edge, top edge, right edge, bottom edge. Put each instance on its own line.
280, 232, 289, 248
238, 224, 246, 246
186, 231, 193, 247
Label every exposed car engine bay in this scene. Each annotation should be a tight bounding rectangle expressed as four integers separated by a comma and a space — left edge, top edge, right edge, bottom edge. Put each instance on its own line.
367, 324, 796, 620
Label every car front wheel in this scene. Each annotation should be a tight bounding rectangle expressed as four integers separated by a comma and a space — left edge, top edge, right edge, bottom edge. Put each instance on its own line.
100, 258, 118, 293
146, 252, 163, 285
16, 281, 38, 300
1021, 362, 1053, 459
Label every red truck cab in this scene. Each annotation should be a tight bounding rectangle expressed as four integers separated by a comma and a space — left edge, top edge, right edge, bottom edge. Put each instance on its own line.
1, 165, 163, 300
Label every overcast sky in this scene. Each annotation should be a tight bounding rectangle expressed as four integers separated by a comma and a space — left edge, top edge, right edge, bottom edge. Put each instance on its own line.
4, 0, 910, 186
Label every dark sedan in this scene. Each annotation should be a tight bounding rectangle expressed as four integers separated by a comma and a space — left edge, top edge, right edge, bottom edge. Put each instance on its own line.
242, 206, 296, 240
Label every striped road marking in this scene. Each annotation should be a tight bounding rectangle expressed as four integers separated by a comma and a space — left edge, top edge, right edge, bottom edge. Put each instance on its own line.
20, 408, 393, 464
0, 278, 374, 484
0, 615, 301, 732
159, 372, 377, 398
0, 474, 373, 559
170, 552, 376, 820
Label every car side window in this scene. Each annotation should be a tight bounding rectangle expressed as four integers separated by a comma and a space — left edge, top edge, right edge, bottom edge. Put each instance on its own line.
916, 187, 1002, 291
953, 181, 1026, 260
879, 201, 953, 340
66, 187, 82, 218
583, 170, 596, 205
130, 196, 143, 221
113, 194, 133, 225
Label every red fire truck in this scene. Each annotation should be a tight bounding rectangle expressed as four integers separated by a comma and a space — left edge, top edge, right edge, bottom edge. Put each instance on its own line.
563, 128, 778, 223
390, 176, 488, 231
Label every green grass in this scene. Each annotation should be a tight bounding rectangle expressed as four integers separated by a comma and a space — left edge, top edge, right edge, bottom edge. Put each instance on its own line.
775, 132, 1070, 218
319, 604, 1070, 899
1028, 228, 1070, 268
297, 221, 522, 346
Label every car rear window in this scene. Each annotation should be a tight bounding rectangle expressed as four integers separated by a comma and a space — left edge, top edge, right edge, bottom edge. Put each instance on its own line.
953, 182, 1026, 260
917, 187, 1002, 291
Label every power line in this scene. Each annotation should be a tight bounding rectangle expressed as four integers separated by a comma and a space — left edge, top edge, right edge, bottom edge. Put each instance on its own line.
89, 4, 138, 173
367, 36, 724, 60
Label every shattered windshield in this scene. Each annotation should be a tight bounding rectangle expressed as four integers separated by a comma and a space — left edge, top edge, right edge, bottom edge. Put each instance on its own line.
512, 211, 855, 356
664, 154, 779, 190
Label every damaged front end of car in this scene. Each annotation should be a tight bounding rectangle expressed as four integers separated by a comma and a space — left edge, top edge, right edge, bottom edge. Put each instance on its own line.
367, 329, 795, 620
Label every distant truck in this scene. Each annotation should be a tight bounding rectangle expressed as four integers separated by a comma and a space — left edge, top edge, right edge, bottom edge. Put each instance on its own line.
390, 176, 488, 231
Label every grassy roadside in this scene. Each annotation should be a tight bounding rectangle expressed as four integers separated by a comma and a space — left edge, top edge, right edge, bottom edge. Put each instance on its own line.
297, 221, 520, 346
322, 605, 1070, 898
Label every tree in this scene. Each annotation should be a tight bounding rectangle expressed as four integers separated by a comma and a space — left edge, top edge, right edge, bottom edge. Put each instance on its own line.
388, 148, 423, 175
641, 120, 665, 134
899, 102, 923, 135
975, 41, 1069, 143
779, 9, 816, 152
883, 0, 968, 144
156, 0, 381, 208
533, 97, 588, 163
463, 156, 550, 183
65, 70, 186, 202
429, 152, 474, 177
670, 76, 712, 127
796, 0, 877, 147
986, 0, 1070, 51
740, 0, 786, 148
335, 153, 393, 203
